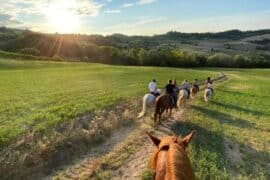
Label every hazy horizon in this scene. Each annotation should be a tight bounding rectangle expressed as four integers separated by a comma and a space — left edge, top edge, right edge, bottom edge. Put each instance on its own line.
1, 0, 270, 35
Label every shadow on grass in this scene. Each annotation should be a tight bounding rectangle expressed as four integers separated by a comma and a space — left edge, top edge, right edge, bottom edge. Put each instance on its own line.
158, 120, 228, 177
212, 101, 270, 116
191, 105, 260, 130
219, 89, 270, 99
158, 119, 270, 178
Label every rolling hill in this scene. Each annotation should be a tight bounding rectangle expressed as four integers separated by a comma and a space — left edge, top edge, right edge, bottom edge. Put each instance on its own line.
0, 27, 270, 67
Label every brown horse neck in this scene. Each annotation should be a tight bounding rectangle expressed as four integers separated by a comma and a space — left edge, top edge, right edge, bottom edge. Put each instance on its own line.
168, 144, 195, 180
155, 150, 168, 180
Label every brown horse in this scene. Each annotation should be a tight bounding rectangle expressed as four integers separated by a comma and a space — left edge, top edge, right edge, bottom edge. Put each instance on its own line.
154, 94, 174, 124
147, 131, 196, 180
190, 85, 199, 98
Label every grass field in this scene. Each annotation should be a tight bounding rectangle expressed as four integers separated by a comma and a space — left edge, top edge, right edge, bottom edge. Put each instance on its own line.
0, 58, 269, 179
0, 59, 216, 146
170, 68, 270, 178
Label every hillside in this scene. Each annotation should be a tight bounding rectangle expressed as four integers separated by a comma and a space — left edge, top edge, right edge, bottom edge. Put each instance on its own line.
1, 27, 270, 67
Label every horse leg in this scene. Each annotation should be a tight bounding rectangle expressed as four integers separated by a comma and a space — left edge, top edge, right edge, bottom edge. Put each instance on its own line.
169, 108, 172, 117
154, 106, 159, 123
159, 108, 165, 123
182, 98, 185, 108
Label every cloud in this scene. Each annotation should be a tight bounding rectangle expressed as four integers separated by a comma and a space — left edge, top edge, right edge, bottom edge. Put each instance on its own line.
104, 9, 121, 14
2, 0, 103, 17
42, 0, 103, 17
0, 12, 22, 27
122, 3, 134, 8
121, 0, 156, 9
137, 0, 157, 5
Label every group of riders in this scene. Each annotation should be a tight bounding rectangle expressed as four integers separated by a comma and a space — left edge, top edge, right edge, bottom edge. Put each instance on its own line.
148, 77, 214, 107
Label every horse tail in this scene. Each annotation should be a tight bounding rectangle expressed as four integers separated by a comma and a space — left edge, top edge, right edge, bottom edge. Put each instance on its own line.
154, 98, 161, 122
190, 87, 194, 98
138, 96, 148, 118
204, 89, 210, 102
177, 90, 185, 107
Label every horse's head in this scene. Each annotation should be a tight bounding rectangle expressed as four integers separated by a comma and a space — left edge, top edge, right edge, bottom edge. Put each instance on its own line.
147, 130, 195, 153
147, 130, 196, 180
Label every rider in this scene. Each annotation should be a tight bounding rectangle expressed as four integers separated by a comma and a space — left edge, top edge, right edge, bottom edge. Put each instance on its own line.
181, 80, 190, 99
192, 79, 200, 91
173, 79, 179, 94
149, 79, 160, 97
205, 77, 214, 93
165, 79, 177, 108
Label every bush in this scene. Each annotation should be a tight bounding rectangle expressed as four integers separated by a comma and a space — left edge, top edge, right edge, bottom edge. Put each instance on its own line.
207, 53, 233, 67
19, 48, 40, 56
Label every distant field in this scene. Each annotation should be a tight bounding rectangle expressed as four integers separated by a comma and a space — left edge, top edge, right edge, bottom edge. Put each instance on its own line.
0, 58, 216, 146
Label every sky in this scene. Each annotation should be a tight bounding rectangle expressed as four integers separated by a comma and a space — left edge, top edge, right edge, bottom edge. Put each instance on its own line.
0, 0, 270, 35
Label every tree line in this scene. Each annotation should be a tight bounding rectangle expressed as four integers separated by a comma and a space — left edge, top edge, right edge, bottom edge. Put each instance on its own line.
0, 27, 270, 68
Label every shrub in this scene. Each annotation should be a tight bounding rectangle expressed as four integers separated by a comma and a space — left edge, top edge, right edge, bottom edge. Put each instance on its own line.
207, 53, 233, 67
19, 48, 40, 56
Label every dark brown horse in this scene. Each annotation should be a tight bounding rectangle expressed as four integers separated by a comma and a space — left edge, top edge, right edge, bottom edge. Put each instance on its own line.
147, 131, 196, 180
190, 85, 199, 98
154, 94, 174, 124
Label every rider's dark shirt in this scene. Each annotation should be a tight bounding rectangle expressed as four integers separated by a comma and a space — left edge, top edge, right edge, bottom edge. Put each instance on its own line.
165, 84, 175, 94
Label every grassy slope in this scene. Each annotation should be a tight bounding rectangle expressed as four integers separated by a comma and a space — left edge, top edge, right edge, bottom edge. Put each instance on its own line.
173, 68, 270, 178
0, 58, 216, 146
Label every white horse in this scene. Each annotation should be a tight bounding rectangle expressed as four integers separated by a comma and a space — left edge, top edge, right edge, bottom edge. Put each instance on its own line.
177, 89, 189, 109
138, 89, 161, 118
204, 88, 213, 102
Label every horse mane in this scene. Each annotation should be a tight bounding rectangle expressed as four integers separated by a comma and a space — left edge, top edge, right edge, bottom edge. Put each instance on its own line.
150, 136, 195, 180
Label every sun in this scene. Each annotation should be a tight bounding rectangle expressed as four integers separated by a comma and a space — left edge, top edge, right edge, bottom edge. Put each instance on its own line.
44, 0, 80, 33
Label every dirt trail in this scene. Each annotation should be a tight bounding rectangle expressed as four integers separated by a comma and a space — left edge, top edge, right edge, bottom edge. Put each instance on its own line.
51, 107, 185, 179
50, 125, 136, 179
112, 110, 185, 179
51, 74, 227, 179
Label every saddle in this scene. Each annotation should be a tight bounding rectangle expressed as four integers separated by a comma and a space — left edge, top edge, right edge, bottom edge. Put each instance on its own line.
164, 93, 175, 105
150, 92, 160, 97
207, 87, 214, 93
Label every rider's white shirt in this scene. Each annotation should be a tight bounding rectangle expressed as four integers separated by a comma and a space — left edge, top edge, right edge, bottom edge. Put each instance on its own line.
149, 82, 157, 93
207, 83, 213, 88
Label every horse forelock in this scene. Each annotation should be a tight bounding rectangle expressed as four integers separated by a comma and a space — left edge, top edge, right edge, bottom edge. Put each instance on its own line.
150, 136, 195, 180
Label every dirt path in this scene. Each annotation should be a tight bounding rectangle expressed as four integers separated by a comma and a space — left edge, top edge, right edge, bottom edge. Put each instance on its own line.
51, 74, 227, 179
112, 110, 185, 179
51, 106, 185, 179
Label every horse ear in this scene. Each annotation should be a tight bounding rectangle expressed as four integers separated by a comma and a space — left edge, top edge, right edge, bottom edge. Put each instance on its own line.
182, 130, 195, 148
146, 132, 160, 147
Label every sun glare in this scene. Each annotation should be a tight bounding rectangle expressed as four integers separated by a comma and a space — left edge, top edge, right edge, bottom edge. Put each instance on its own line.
44, 0, 80, 33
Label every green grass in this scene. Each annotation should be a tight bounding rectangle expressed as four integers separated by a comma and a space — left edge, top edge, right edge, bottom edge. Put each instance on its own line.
0, 58, 216, 146
171, 68, 270, 179
0, 58, 269, 179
